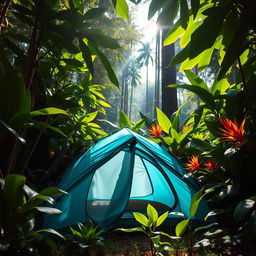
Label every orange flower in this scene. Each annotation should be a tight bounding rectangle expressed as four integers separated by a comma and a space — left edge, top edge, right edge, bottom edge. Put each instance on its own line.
204, 160, 218, 170
182, 125, 190, 132
49, 151, 55, 158
148, 124, 163, 138
185, 155, 200, 172
218, 118, 246, 146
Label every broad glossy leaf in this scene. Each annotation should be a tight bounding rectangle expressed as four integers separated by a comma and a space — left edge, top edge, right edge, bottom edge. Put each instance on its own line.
35, 206, 62, 215
30, 107, 68, 117
116, 227, 146, 233
197, 46, 215, 71
175, 218, 190, 237
79, 38, 94, 75
132, 119, 145, 131
94, 47, 119, 87
83, 111, 98, 123
193, 105, 204, 128
190, 189, 204, 217
157, 0, 179, 25
189, 6, 228, 59
133, 212, 149, 226
169, 46, 189, 66
0, 119, 26, 144
164, 21, 185, 46
194, 223, 218, 233
156, 107, 172, 133
39, 187, 67, 197
211, 78, 230, 96
119, 111, 132, 128
180, 0, 189, 29
218, 24, 249, 79
180, 20, 203, 48
167, 84, 216, 111
191, 0, 200, 18
148, 0, 166, 19
184, 70, 208, 91
85, 33, 121, 49
37, 229, 65, 240
233, 198, 256, 223
84, 8, 107, 20
3, 175, 26, 209
156, 211, 169, 227
204, 209, 225, 221
147, 204, 158, 225
110, 0, 129, 19
171, 103, 186, 131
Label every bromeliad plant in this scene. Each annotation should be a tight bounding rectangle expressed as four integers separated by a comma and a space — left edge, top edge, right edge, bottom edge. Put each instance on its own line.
66, 222, 105, 256
0, 174, 66, 255
116, 204, 179, 256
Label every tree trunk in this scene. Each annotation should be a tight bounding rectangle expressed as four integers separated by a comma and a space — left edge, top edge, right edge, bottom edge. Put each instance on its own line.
146, 65, 149, 114
129, 86, 134, 119
161, 26, 178, 118
154, 29, 161, 118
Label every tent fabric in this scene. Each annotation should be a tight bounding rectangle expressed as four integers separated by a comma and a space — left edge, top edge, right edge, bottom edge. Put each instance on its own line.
43, 128, 211, 230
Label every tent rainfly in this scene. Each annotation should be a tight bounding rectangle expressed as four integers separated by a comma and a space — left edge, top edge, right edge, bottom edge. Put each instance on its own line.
43, 128, 211, 230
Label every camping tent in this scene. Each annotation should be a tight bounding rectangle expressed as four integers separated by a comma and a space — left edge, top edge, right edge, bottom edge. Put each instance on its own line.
43, 128, 211, 230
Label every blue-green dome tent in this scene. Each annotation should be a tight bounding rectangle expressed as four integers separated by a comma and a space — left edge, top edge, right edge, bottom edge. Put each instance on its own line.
43, 128, 211, 230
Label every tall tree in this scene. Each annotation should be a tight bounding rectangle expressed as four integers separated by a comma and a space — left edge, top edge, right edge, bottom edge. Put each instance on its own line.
137, 42, 154, 114
161, 27, 178, 118
127, 60, 141, 118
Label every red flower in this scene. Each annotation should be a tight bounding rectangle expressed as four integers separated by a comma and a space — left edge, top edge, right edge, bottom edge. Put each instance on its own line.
148, 124, 163, 138
185, 155, 200, 172
204, 160, 218, 170
218, 118, 246, 146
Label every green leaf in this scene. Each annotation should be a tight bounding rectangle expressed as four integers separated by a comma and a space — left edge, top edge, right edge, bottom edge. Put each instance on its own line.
233, 198, 256, 223
35, 206, 62, 215
191, 0, 200, 18
37, 229, 65, 240
0, 119, 26, 144
147, 204, 158, 225
167, 84, 216, 111
115, 227, 146, 233
156, 211, 169, 227
189, 6, 228, 59
193, 105, 204, 128
110, 0, 129, 19
98, 100, 111, 108
164, 21, 185, 46
211, 78, 230, 96
119, 111, 132, 128
148, 0, 166, 20
94, 47, 119, 87
204, 209, 225, 221
132, 119, 145, 131
79, 38, 94, 75
180, 20, 203, 48
194, 223, 218, 233
180, 0, 189, 29
184, 70, 208, 91
30, 107, 68, 117
171, 103, 186, 131
169, 46, 189, 66
84, 8, 107, 20
175, 218, 190, 237
190, 189, 204, 217
156, 107, 172, 133
39, 187, 67, 197
218, 24, 249, 79
133, 212, 149, 226
3, 174, 26, 210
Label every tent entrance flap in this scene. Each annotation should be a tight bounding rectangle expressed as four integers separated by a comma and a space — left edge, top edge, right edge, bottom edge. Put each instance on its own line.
87, 149, 135, 227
